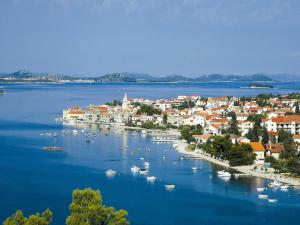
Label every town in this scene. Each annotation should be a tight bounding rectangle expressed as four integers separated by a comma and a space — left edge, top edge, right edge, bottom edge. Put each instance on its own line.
63, 93, 300, 183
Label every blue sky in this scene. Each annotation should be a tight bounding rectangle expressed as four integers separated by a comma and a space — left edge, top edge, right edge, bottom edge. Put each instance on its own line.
0, 0, 300, 77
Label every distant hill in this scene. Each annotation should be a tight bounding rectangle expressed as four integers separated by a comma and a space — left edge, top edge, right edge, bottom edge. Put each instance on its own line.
0, 70, 278, 83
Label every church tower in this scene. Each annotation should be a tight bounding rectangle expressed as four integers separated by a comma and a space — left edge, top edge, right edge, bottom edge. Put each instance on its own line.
122, 93, 128, 109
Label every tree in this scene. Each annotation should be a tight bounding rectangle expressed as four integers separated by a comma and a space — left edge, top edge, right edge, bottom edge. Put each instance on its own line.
3, 209, 52, 225
295, 102, 300, 115
246, 125, 260, 142
137, 104, 161, 115
163, 113, 168, 125
226, 112, 240, 135
262, 127, 269, 145
228, 144, 256, 166
66, 188, 129, 225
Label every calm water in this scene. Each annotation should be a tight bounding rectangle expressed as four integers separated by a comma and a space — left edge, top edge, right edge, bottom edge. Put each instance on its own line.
0, 82, 300, 225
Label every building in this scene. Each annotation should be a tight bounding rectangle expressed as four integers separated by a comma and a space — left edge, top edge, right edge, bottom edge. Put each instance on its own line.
249, 142, 265, 162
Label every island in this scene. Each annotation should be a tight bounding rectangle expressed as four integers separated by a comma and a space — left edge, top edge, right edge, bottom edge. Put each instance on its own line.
249, 83, 274, 89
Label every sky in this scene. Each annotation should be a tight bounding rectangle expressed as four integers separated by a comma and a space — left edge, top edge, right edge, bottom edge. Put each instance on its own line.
0, 0, 300, 77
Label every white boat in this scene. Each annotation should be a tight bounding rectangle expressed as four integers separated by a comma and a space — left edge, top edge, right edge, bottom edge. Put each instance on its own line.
140, 157, 145, 161
217, 170, 231, 178
192, 166, 198, 171
72, 130, 78, 135
280, 184, 289, 191
162, 156, 166, 160
258, 194, 268, 199
143, 161, 150, 168
139, 169, 148, 175
165, 184, 176, 191
141, 130, 147, 134
146, 176, 157, 183
105, 169, 117, 177
256, 187, 266, 192
268, 199, 278, 203
269, 180, 282, 188
130, 165, 140, 173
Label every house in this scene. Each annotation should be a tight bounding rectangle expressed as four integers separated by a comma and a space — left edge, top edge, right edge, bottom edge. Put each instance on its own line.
63, 107, 85, 122
263, 115, 300, 134
238, 121, 254, 136
193, 134, 212, 144
249, 142, 265, 162
265, 143, 284, 159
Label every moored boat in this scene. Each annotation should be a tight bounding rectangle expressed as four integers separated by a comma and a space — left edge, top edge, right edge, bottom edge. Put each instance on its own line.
146, 176, 157, 183
105, 169, 117, 177
256, 187, 266, 192
268, 199, 278, 203
258, 194, 268, 199
131, 165, 140, 173
165, 184, 176, 191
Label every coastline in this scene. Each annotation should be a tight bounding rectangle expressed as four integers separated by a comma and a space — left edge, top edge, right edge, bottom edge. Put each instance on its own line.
171, 138, 300, 186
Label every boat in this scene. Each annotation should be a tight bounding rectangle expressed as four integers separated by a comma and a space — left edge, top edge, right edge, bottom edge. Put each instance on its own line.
269, 180, 282, 188
105, 169, 117, 177
146, 176, 157, 182
140, 157, 145, 161
192, 166, 198, 171
143, 161, 150, 168
258, 194, 268, 199
141, 130, 147, 134
165, 184, 176, 191
256, 187, 266, 192
217, 170, 231, 178
130, 165, 140, 173
162, 156, 166, 160
268, 199, 278, 203
139, 169, 149, 175
42, 146, 64, 152
280, 184, 289, 191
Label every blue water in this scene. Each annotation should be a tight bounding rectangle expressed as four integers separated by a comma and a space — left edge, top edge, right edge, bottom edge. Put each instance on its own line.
0, 82, 300, 225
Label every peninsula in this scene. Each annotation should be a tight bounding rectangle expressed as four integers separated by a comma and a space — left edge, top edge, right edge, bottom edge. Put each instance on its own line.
62, 93, 300, 185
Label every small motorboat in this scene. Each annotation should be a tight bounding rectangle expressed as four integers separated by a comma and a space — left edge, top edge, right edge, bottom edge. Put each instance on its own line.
268, 199, 278, 203
131, 165, 140, 173
42, 146, 64, 152
192, 166, 198, 171
269, 180, 282, 188
105, 169, 117, 177
146, 176, 157, 183
143, 161, 150, 168
139, 169, 149, 175
162, 156, 166, 160
140, 157, 145, 161
217, 170, 231, 178
280, 184, 289, 191
256, 187, 266, 192
165, 184, 176, 191
258, 194, 268, 199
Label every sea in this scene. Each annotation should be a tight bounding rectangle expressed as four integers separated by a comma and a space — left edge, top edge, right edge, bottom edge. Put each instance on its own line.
0, 81, 300, 225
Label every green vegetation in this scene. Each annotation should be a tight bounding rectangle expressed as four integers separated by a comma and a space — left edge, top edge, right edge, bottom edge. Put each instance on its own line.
200, 135, 256, 166
179, 125, 203, 143
137, 104, 161, 115
105, 99, 122, 106
3, 209, 52, 225
225, 112, 240, 135
186, 144, 197, 151
3, 189, 129, 225
140, 121, 166, 130
266, 130, 300, 176
173, 100, 195, 110
67, 188, 129, 225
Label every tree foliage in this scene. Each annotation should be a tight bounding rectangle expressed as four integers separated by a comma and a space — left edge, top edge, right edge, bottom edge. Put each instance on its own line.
3, 209, 52, 225
66, 188, 129, 225
137, 104, 161, 115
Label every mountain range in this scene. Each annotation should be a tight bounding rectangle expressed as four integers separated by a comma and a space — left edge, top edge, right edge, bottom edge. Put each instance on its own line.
0, 70, 289, 83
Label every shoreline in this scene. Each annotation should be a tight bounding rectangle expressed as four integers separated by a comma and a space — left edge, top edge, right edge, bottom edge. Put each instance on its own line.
171, 138, 300, 186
